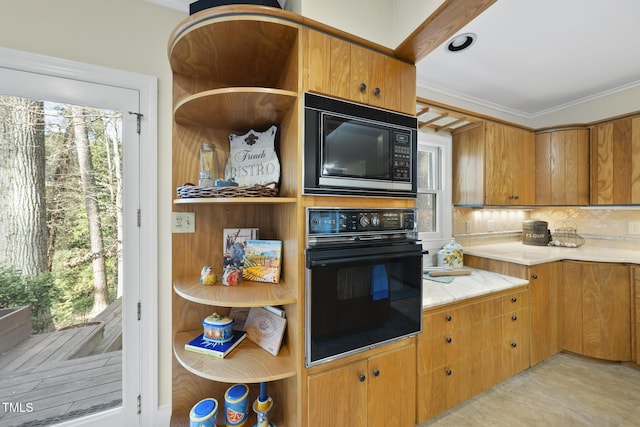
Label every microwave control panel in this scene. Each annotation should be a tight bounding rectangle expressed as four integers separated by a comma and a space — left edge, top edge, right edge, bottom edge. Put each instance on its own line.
392, 131, 412, 181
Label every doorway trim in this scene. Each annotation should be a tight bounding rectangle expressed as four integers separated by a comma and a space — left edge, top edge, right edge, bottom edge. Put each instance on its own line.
0, 47, 159, 426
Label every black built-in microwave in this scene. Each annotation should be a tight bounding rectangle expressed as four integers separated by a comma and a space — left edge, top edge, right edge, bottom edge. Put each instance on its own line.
303, 92, 417, 198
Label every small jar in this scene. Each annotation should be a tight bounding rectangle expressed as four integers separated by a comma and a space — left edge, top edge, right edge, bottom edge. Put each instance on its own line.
202, 312, 234, 343
437, 239, 464, 269
199, 143, 218, 187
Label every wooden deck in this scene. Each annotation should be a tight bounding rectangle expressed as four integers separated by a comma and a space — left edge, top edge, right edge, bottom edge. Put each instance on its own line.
0, 300, 123, 426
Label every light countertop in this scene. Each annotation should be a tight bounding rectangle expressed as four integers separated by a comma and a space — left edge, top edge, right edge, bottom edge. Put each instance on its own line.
423, 268, 528, 309
463, 240, 639, 266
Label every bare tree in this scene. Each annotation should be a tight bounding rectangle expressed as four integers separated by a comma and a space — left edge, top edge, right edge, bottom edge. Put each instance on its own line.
0, 96, 48, 276
71, 105, 109, 316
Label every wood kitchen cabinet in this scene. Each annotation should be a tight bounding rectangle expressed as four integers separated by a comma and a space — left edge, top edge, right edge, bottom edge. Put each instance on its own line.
304, 28, 416, 115
463, 255, 562, 366
535, 128, 590, 205
633, 266, 639, 364
452, 121, 535, 205
590, 116, 640, 205
307, 340, 416, 427
562, 261, 631, 361
417, 286, 529, 422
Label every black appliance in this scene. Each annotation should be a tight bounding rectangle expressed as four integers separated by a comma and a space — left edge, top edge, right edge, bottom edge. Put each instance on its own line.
189, 0, 282, 15
305, 207, 424, 367
303, 93, 418, 198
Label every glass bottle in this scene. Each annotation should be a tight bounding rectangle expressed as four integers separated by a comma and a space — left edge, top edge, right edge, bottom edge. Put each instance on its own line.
199, 143, 218, 187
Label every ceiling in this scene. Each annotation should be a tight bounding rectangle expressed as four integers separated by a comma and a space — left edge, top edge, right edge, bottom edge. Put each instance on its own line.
416, 0, 640, 119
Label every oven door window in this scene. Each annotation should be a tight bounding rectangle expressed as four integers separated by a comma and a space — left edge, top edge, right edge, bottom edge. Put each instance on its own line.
321, 113, 391, 180
306, 245, 422, 366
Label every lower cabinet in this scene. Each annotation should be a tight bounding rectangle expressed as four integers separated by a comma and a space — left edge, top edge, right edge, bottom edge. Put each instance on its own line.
562, 261, 631, 361
416, 287, 529, 422
307, 340, 416, 427
634, 266, 640, 364
529, 262, 562, 365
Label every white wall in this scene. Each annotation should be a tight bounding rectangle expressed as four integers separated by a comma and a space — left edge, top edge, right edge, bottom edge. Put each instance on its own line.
0, 0, 187, 409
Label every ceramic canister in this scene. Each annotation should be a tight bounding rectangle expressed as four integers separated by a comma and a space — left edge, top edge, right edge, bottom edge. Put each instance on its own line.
437, 239, 464, 269
225, 383, 249, 427
189, 398, 218, 427
202, 313, 234, 344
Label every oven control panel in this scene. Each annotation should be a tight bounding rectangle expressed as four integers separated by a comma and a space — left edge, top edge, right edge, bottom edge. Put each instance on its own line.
307, 208, 416, 235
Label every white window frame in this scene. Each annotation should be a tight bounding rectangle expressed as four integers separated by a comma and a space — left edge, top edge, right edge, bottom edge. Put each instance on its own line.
417, 129, 453, 251
0, 47, 158, 427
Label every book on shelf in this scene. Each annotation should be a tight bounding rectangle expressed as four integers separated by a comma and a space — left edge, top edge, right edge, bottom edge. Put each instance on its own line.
223, 228, 259, 268
245, 306, 287, 356
242, 239, 282, 283
184, 330, 247, 359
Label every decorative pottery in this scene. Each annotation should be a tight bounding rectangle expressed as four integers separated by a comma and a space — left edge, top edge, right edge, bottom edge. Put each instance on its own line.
203, 313, 234, 344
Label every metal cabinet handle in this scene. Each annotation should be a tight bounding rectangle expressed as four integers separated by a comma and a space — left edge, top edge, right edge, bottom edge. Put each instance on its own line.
511, 342, 517, 348
445, 369, 452, 376
359, 374, 366, 382
511, 297, 517, 303
445, 315, 452, 322
373, 369, 380, 377
445, 337, 453, 343
359, 83, 367, 92
532, 274, 538, 279
512, 315, 518, 321
374, 87, 381, 96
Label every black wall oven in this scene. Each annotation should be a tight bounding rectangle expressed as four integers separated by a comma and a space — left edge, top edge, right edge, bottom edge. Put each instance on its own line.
305, 207, 423, 367
303, 92, 418, 198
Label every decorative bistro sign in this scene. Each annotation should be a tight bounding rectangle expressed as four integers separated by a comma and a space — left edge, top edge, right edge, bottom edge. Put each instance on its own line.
224, 125, 280, 187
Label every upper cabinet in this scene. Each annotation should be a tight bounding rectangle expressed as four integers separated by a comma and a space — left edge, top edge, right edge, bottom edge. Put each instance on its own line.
590, 116, 640, 205
452, 121, 535, 206
535, 129, 590, 206
304, 29, 416, 115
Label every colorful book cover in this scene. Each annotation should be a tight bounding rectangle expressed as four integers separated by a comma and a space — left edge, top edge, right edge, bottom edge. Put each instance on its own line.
242, 240, 282, 283
184, 330, 247, 359
223, 228, 259, 268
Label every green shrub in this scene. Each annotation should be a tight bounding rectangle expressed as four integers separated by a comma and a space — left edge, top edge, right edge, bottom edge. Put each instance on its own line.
0, 266, 60, 334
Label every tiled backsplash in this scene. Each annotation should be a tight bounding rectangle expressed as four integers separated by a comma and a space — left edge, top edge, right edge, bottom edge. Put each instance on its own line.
454, 206, 640, 245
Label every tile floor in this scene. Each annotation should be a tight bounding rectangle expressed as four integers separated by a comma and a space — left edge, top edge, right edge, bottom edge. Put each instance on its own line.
418, 353, 640, 426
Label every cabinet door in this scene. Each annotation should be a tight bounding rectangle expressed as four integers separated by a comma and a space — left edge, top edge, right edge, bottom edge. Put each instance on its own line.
530, 262, 562, 365
562, 261, 584, 353
634, 266, 640, 364
306, 29, 350, 100
582, 263, 631, 360
535, 129, 589, 205
368, 345, 416, 427
383, 56, 416, 115
452, 123, 485, 205
307, 359, 368, 427
590, 117, 640, 204
485, 122, 535, 205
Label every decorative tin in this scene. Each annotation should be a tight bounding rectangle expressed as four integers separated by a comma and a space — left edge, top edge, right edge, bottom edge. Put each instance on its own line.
203, 313, 234, 344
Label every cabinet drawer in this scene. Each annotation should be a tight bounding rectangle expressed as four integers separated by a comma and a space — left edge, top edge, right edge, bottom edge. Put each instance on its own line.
503, 290, 529, 311
423, 307, 470, 337
418, 329, 469, 374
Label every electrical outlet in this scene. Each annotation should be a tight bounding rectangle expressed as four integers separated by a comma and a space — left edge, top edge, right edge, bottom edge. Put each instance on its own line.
465, 221, 472, 234
487, 219, 495, 232
172, 212, 195, 233
629, 221, 640, 235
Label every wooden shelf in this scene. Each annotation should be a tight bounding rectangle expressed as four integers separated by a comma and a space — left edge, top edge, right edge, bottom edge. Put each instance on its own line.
169, 17, 299, 87
174, 196, 297, 205
174, 279, 296, 307
174, 87, 298, 130
174, 329, 296, 383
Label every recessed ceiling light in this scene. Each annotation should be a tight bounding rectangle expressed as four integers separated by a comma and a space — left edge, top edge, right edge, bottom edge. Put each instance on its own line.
446, 33, 477, 53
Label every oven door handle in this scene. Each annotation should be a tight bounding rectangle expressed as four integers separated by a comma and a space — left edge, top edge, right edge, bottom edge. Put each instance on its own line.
306, 247, 422, 268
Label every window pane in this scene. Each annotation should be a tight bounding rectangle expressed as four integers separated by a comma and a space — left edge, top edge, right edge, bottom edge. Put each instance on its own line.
417, 147, 439, 191
417, 193, 436, 232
